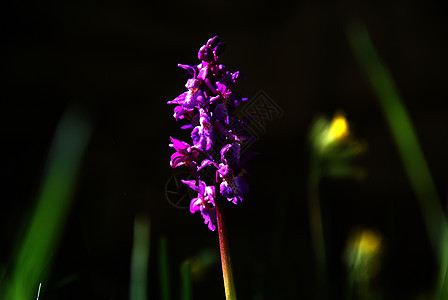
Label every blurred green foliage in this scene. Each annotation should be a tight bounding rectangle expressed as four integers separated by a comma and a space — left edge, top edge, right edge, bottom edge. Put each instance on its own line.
347, 23, 448, 299
4, 107, 92, 300
130, 215, 150, 300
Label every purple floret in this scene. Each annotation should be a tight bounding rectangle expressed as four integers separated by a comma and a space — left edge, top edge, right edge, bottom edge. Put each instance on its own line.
182, 180, 217, 231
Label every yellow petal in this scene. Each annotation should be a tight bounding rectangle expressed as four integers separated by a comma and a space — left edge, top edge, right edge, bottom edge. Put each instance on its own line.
328, 113, 349, 140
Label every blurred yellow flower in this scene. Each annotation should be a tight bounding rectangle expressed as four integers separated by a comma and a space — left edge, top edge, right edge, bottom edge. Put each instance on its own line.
309, 111, 366, 179
328, 113, 349, 140
316, 111, 351, 153
345, 227, 383, 280
358, 230, 381, 255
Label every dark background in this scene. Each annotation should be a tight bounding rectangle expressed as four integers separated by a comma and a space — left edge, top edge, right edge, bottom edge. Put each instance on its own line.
2, 0, 448, 299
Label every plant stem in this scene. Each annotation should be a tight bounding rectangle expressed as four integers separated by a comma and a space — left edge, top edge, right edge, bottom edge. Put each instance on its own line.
215, 173, 237, 300
308, 154, 328, 299
180, 261, 192, 300
130, 215, 150, 300
158, 236, 171, 300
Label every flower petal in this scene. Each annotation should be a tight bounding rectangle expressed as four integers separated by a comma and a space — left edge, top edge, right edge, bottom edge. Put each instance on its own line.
201, 207, 216, 231
185, 78, 201, 90
180, 124, 194, 130
220, 142, 240, 169
220, 181, 234, 198
204, 186, 216, 206
170, 152, 185, 168
218, 163, 232, 178
219, 175, 248, 203
197, 180, 206, 195
190, 197, 201, 214
173, 105, 194, 121
181, 179, 200, 192
167, 92, 188, 105
169, 137, 190, 152
206, 36, 221, 49
197, 63, 209, 80
191, 126, 212, 151
198, 159, 214, 170
183, 90, 202, 110
198, 45, 213, 63
177, 63, 196, 77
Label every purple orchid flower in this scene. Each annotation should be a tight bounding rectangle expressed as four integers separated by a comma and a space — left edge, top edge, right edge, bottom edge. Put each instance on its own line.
182, 179, 217, 231
169, 137, 199, 168
191, 108, 213, 151
167, 89, 204, 110
168, 36, 253, 230
218, 142, 249, 204
167, 84, 206, 121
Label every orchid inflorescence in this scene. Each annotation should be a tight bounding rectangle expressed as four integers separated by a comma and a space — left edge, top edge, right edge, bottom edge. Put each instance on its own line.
168, 36, 251, 231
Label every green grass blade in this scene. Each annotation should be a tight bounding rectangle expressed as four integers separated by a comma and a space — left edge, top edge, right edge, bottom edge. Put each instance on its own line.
130, 215, 151, 300
180, 261, 192, 300
36, 283, 42, 300
346, 24, 448, 298
158, 236, 171, 300
5, 106, 93, 300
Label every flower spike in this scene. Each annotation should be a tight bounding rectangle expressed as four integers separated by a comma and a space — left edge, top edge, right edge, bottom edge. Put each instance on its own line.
167, 36, 252, 230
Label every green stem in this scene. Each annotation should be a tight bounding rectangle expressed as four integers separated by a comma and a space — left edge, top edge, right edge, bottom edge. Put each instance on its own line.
130, 215, 150, 300
215, 172, 237, 300
36, 283, 42, 300
308, 154, 328, 299
158, 236, 171, 300
180, 261, 192, 300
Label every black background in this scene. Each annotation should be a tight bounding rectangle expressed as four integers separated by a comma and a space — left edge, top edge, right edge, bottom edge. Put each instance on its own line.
2, 0, 448, 299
